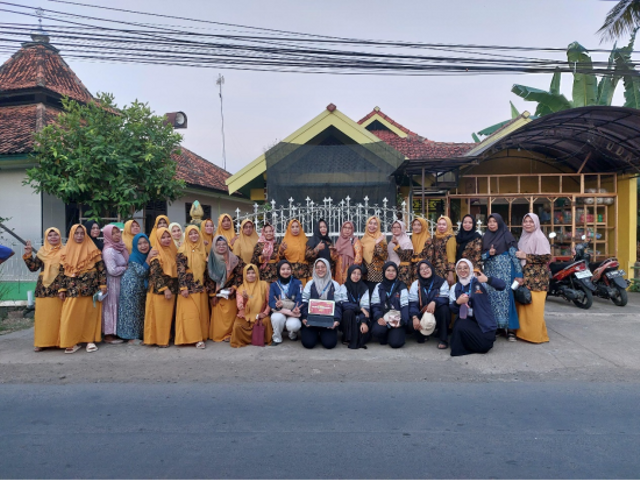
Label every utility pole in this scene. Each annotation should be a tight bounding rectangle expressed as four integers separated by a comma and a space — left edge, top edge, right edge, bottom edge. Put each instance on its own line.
216, 74, 227, 171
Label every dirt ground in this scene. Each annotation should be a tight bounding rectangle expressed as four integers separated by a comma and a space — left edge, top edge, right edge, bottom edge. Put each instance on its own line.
2, 294, 640, 384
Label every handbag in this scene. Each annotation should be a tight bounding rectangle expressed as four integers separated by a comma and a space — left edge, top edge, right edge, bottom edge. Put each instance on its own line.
251, 319, 266, 347
280, 298, 295, 310
514, 285, 532, 305
383, 310, 401, 328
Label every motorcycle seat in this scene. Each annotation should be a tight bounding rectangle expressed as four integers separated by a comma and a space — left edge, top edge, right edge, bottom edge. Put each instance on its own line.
589, 262, 601, 272
549, 262, 571, 274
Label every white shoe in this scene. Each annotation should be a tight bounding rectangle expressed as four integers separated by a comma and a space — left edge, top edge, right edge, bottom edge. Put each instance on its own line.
272, 335, 283, 344
288, 331, 298, 341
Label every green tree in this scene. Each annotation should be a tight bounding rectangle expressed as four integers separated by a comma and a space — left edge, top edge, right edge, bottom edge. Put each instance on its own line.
25, 93, 185, 221
598, 0, 640, 42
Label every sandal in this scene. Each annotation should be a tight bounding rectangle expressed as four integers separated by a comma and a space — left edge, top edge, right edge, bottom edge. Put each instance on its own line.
65, 344, 81, 354
33, 347, 43, 352
195, 341, 206, 349
437, 341, 448, 350
86, 342, 98, 353
507, 332, 517, 342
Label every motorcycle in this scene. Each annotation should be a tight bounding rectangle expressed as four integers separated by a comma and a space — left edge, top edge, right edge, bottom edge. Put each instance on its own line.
589, 257, 629, 307
547, 233, 596, 309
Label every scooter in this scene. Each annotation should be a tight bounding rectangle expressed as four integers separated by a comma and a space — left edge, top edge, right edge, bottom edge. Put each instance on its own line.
547, 233, 596, 309
589, 257, 629, 307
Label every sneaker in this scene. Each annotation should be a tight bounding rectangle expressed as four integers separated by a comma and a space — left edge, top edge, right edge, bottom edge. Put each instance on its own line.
288, 331, 298, 341
271, 339, 282, 347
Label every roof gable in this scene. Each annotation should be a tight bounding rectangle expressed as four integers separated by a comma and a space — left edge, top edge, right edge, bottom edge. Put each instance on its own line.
358, 107, 416, 138
0, 41, 94, 104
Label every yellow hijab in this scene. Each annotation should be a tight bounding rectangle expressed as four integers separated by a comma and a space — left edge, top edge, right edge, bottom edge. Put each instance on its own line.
361, 216, 383, 264
200, 218, 216, 254
282, 219, 307, 263
232, 219, 259, 264
411, 217, 431, 252
435, 215, 455, 240
240, 263, 268, 318
149, 227, 178, 278
179, 225, 207, 284
60, 224, 102, 277
216, 213, 236, 243
150, 215, 170, 248
37, 227, 64, 287
122, 220, 140, 254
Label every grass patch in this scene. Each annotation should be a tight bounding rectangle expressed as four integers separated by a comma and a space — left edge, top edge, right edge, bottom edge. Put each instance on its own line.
0, 316, 34, 335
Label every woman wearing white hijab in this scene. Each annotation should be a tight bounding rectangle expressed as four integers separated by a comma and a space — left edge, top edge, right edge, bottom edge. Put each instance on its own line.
449, 259, 506, 357
299, 258, 344, 349
514, 213, 552, 343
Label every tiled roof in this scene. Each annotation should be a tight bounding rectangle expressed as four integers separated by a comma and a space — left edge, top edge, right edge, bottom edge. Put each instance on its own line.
369, 129, 474, 160
358, 108, 418, 136
0, 104, 60, 155
173, 147, 231, 193
0, 42, 94, 104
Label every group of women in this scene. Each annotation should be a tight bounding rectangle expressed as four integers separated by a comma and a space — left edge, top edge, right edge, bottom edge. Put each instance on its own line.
22, 211, 551, 357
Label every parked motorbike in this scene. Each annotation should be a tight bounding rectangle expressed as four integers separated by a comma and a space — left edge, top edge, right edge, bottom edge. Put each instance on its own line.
589, 257, 629, 307
547, 233, 596, 309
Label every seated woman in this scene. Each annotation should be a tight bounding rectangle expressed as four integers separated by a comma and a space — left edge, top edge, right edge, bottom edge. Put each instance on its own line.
449, 259, 506, 357
231, 264, 273, 347
408, 260, 451, 349
175, 226, 210, 349
371, 261, 409, 349
269, 260, 303, 344
338, 265, 371, 349
300, 258, 343, 349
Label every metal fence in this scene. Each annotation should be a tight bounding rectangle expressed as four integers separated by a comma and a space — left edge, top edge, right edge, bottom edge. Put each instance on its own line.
0, 238, 45, 283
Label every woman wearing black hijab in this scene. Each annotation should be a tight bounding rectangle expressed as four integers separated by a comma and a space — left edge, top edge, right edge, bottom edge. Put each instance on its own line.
307, 218, 334, 264
83, 220, 103, 251
338, 265, 371, 349
408, 260, 451, 349
370, 261, 409, 348
455, 214, 483, 267
481, 213, 523, 340
268, 260, 303, 344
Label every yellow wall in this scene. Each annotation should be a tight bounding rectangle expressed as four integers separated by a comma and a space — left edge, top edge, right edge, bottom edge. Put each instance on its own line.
617, 175, 638, 276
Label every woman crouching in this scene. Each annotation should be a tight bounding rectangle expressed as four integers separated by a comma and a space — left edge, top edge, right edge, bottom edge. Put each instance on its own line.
338, 264, 371, 349
371, 261, 409, 348
231, 264, 273, 347
449, 259, 506, 357
300, 258, 342, 349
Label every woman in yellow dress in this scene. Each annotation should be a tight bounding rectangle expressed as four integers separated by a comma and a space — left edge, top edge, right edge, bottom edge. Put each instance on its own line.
432, 215, 457, 286
278, 219, 314, 285
176, 225, 211, 349
200, 218, 216, 254
216, 213, 236, 244
251, 223, 280, 283
232, 219, 259, 264
230, 263, 273, 347
410, 217, 433, 284
122, 219, 142, 254
149, 215, 170, 248
58, 224, 107, 354
360, 216, 388, 292
169, 222, 185, 249
208, 235, 245, 342
333, 221, 363, 285
22, 228, 64, 351
144, 227, 179, 347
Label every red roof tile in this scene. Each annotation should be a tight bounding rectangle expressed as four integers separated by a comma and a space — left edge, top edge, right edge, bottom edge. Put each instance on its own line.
0, 104, 60, 156
173, 147, 231, 193
358, 108, 419, 136
0, 42, 94, 104
369, 129, 474, 160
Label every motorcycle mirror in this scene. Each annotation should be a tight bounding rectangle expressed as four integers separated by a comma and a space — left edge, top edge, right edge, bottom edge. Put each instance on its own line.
548, 232, 557, 239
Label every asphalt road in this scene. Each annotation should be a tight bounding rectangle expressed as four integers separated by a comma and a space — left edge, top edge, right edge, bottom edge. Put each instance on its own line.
1, 382, 638, 479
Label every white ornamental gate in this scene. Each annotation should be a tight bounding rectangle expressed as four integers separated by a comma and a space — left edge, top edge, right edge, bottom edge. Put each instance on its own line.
234, 196, 436, 239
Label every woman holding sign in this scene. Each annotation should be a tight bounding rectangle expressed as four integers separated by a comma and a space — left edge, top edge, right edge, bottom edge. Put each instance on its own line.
300, 258, 343, 349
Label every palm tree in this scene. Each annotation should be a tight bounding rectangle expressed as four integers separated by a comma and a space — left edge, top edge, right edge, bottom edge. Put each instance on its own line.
598, 0, 640, 42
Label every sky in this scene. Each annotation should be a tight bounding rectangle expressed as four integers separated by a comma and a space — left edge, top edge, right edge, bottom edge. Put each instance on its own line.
0, 0, 627, 175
